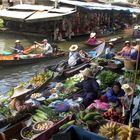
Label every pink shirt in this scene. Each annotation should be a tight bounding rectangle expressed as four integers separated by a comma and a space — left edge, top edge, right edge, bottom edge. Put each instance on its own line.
87, 37, 97, 45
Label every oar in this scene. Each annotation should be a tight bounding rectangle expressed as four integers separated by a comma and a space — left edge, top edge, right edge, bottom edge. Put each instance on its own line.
10, 47, 24, 53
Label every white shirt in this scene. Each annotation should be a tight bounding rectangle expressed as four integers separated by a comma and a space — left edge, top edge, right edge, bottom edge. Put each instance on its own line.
105, 47, 115, 55
43, 43, 53, 54
68, 51, 80, 67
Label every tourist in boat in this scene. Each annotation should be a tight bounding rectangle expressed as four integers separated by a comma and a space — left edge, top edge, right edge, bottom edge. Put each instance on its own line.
68, 44, 82, 67
75, 68, 101, 108
117, 41, 132, 57
35, 39, 53, 55
104, 42, 116, 59
101, 81, 125, 103
86, 32, 97, 46
13, 40, 24, 54
9, 85, 36, 112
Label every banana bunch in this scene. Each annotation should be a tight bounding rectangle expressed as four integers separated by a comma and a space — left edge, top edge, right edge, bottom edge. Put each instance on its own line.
99, 122, 119, 140
118, 123, 139, 140
78, 110, 103, 125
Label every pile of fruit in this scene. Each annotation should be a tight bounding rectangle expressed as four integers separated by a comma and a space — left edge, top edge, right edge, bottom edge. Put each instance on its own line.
99, 122, 140, 140
77, 110, 104, 125
99, 122, 119, 140
29, 71, 53, 87
34, 121, 54, 131
31, 93, 42, 99
22, 128, 34, 139
103, 110, 125, 123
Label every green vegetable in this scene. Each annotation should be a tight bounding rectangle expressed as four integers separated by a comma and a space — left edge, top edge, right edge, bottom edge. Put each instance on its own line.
98, 70, 119, 90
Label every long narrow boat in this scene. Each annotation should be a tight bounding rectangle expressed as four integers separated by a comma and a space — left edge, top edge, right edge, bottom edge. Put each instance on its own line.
0, 52, 66, 67
56, 42, 105, 78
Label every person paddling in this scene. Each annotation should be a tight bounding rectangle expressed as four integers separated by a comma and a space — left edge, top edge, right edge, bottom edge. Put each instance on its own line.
34, 39, 53, 55
13, 40, 24, 54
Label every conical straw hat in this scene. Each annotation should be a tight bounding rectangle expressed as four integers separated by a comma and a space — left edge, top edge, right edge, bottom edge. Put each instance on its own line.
11, 85, 31, 99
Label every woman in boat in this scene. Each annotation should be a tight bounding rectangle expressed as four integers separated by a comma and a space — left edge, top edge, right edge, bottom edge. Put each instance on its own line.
101, 81, 125, 103
13, 40, 24, 54
9, 85, 35, 113
68, 44, 82, 67
117, 41, 132, 57
75, 68, 101, 108
86, 32, 97, 46
104, 42, 116, 59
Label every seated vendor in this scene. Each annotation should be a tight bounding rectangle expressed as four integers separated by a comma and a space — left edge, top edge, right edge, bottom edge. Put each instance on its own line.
104, 42, 116, 59
117, 41, 132, 57
129, 44, 140, 68
68, 44, 82, 67
102, 81, 125, 103
86, 32, 97, 45
9, 85, 35, 112
75, 68, 101, 108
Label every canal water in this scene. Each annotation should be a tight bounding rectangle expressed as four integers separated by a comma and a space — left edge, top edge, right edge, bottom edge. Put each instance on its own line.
0, 32, 87, 94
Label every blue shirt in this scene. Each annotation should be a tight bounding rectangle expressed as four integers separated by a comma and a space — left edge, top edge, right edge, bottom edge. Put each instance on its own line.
105, 88, 125, 102
130, 48, 138, 60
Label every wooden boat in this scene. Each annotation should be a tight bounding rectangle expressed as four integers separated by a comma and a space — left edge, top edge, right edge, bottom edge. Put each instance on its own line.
85, 40, 103, 47
46, 42, 105, 78
0, 44, 36, 56
0, 52, 66, 67
0, 116, 73, 140
106, 36, 124, 44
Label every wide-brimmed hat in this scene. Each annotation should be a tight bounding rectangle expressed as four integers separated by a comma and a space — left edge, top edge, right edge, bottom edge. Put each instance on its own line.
124, 40, 130, 44
90, 32, 96, 38
69, 44, 78, 52
109, 42, 114, 46
15, 40, 20, 43
42, 39, 48, 42
134, 45, 140, 52
11, 85, 31, 99
122, 84, 133, 96
80, 68, 93, 78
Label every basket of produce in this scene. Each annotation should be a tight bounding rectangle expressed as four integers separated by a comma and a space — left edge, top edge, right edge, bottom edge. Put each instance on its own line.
96, 58, 108, 66
30, 93, 45, 101
20, 125, 35, 140
33, 121, 54, 133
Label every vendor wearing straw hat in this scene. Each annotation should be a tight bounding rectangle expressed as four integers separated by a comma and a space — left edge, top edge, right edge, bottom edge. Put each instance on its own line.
13, 40, 24, 54
74, 68, 101, 107
86, 32, 97, 46
120, 84, 134, 110
104, 42, 116, 59
68, 44, 82, 67
9, 85, 34, 112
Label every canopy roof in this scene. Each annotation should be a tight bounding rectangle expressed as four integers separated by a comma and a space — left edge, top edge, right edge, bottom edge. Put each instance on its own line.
51, 0, 140, 13
0, 4, 76, 22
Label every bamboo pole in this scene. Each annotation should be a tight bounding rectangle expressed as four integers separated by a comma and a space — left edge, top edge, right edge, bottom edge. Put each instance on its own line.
130, 43, 140, 122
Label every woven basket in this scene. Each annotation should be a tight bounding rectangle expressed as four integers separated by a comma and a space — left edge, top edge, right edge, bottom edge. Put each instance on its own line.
124, 60, 135, 70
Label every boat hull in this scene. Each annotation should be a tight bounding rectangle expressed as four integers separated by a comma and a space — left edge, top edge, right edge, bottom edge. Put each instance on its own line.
0, 53, 65, 67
